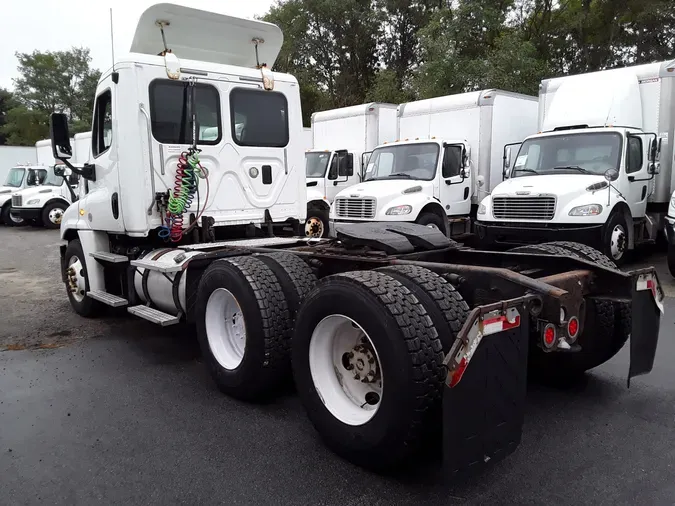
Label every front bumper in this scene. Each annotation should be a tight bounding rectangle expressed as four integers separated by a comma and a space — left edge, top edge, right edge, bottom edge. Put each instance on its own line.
665, 216, 675, 245
11, 207, 41, 221
475, 221, 604, 246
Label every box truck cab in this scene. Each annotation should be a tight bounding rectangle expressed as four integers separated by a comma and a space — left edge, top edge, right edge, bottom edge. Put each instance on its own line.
10, 164, 80, 228
0, 165, 51, 226
330, 90, 538, 236
304, 103, 397, 237
476, 60, 674, 264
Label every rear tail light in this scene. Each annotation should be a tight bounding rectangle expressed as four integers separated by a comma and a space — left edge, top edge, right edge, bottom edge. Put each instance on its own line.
542, 323, 557, 349
567, 316, 579, 342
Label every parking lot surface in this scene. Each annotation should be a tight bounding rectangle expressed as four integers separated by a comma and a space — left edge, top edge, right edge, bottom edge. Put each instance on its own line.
1, 227, 674, 505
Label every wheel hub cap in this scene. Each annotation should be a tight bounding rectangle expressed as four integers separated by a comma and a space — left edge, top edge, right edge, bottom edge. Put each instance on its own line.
66, 256, 86, 302
610, 225, 626, 259
49, 208, 64, 225
305, 217, 324, 238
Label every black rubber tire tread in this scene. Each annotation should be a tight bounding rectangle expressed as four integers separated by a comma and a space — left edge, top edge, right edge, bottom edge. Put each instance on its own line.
195, 256, 292, 401
416, 212, 446, 234
1, 203, 22, 227
292, 270, 445, 470
669, 245, 675, 278
510, 242, 630, 377
64, 239, 104, 318
255, 252, 318, 321
377, 264, 469, 353
41, 201, 67, 229
305, 207, 330, 238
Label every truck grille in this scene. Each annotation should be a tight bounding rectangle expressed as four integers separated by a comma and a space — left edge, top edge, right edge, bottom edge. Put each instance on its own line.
492, 196, 556, 221
335, 197, 376, 219
11, 195, 21, 207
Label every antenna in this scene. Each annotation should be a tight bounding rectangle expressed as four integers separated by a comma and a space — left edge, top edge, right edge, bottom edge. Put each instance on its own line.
110, 8, 115, 72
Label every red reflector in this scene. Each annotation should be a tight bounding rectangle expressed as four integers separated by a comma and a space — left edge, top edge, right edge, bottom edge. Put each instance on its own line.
544, 326, 555, 345
449, 357, 468, 388
568, 317, 579, 337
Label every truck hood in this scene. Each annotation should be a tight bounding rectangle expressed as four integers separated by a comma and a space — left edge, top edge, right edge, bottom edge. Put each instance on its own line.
0, 186, 16, 195
13, 186, 59, 199
493, 174, 606, 197
338, 179, 434, 199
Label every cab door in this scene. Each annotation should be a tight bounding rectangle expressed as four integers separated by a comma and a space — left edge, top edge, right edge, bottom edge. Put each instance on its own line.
438, 143, 472, 216
624, 134, 650, 218
84, 80, 125, 232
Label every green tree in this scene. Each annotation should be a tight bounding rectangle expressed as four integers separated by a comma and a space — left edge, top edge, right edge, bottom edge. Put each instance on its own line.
1, 47, 100, 145
0, 89, 18, 145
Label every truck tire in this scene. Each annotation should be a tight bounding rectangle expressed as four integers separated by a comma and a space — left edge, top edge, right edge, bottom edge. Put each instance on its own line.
1, 204, 24, 227
42, 201, 67, 229
292, 270, 445, 470
669, 244, 675, 278
305, 208, 329, 238
510, 242, 629, 378
416, 212, 446, 234
377, 264, 469, 352
255, 252, 318, 321
195, 256, 292, 401
603, 211, 629, 266
64, 239, 104, 317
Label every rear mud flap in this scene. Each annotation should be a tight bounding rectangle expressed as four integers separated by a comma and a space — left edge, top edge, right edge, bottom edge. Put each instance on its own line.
628, 281, 662, 387
442, 319, 529, 476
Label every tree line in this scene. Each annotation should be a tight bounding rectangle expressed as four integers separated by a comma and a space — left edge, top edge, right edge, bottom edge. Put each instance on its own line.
2, 0, 673, 144
263, 0, 675, 125
0, 48, 100, 146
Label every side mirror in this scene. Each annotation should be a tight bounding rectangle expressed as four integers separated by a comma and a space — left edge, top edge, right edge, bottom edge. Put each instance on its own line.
460, 168, 467, 180
648, 139, 657, 162
50, 113, 72, 160
504, 146, 512, 169
347, 153, 354, 171
604, 168, 619, 182
53, 166, 65, 177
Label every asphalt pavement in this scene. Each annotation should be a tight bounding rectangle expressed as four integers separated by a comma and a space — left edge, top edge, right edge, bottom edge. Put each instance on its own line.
1, 227, 674, 505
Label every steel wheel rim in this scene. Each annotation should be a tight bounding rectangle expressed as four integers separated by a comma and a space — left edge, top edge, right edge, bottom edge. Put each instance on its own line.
205, 288, 246, 370
305, 217, 325, 238
610, 224, 626, 260
309, 314, 383, 426
49, 207, 64, 225
9, 212, 23, 224
67, 255, 86, 302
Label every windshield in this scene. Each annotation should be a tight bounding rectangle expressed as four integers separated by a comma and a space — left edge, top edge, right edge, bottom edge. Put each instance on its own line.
513, 132, 622, 177
43, 167, 64, 186
4, 168, 25, 188
305, 152, 331, 178
365, 143, 439, 181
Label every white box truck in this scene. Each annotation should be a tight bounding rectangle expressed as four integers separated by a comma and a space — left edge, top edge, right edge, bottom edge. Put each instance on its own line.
330, 90, 538, 236
0, 164, 49, 226
48, 3, 664, 478
0, 146, 37, 183
305, 103, 397, 237
476, 59, 675, 265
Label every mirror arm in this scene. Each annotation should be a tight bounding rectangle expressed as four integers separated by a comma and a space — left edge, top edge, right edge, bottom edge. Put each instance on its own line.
60, 175, 79, 202
57, 157, 96, 182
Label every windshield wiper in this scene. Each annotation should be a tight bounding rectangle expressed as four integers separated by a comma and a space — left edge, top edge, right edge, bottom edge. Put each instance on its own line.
553, 165, 593, 175
387, 173, 412, 178
513, 168, 539, 175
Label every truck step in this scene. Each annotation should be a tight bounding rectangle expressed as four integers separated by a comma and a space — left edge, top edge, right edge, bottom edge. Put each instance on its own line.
130, 258, 185, 273
87, 290, 128, 307
127, 305, 180, 326
90, 251, 129, 263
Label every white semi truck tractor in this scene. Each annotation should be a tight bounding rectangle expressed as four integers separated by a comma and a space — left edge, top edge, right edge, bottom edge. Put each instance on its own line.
476, 60, 675, 265
330, 90, 538, 237
52, 3, 664, 476
304, 103, 397, 237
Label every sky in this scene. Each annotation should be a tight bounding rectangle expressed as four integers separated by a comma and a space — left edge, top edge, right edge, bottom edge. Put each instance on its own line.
1, 0, 276, 90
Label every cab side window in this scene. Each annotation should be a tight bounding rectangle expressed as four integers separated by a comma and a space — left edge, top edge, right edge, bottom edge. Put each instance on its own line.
92, 90, 113, 157
626, 136, 643, 174
442, 146, 462, 178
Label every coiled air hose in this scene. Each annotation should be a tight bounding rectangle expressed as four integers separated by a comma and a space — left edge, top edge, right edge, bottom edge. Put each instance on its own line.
159, 148, 209, 242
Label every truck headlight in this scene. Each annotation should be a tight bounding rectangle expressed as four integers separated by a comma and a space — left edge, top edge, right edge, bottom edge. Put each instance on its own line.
386, 205, 412, 216
26, 199, 40, 205
477, 203, 486, 215
569, 204, 603, 216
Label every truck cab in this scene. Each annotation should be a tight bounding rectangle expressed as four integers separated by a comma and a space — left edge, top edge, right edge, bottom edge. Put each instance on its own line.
330, 138, 472, 235
476, 61, 673, 264
10, 164, 80, 228
0, 165, 48, 226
